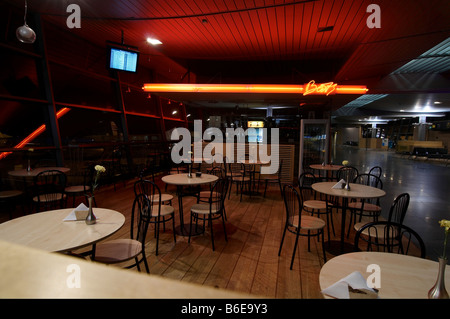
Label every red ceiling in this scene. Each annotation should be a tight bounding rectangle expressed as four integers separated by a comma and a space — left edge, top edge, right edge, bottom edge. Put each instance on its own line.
4, 0, 450, 110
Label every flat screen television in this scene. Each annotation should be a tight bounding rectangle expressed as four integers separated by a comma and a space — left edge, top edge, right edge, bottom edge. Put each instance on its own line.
108, 46, 139, 72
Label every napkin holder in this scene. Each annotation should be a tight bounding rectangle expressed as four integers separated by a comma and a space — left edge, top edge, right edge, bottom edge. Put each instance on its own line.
321, 271, 379, 299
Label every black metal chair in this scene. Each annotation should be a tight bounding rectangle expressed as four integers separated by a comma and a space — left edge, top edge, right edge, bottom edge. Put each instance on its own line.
189, 178, 228, 251
133, 179, 176, 255
65, 165, 96, 207
354, 221, 426, 258
298, 172, 335, 241
278, 184, 327, 270
368, 166, 382, 178
347, 173, 383, 237
261, 159, 283, 198
92, 193, 151, 272
32, 169, 67, 212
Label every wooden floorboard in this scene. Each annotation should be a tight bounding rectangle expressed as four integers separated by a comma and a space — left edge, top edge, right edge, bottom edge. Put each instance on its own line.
10, 175, 366, 299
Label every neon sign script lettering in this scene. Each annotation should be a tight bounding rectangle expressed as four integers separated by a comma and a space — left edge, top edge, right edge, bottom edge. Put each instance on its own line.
303, 80, 338, 96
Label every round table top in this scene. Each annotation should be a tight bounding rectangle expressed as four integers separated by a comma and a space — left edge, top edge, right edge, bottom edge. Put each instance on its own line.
0, 208, 125, 253
310, 164, 343, 171
312, 181, 386, 199
8, 167, 71, 177
319, 252, 450, 299
162, 173, 218, 186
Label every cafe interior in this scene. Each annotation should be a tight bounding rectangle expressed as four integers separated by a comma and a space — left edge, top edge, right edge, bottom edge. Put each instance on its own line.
1, 0, 450, 300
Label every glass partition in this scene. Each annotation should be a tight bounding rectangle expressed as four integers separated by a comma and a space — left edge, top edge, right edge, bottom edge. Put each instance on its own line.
299, 119, 330, 176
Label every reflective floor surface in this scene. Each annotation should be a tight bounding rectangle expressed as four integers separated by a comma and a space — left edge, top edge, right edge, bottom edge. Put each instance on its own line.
333, 146, 450, 261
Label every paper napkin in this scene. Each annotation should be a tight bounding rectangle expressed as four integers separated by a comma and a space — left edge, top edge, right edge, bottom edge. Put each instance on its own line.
63, 203, 91, 221
332, 179, 346, 189
321, 271, 378, 299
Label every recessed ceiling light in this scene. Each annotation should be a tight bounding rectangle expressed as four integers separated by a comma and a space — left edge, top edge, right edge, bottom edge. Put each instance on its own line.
434, 101, 442, 104
147, 38, 162, 45
400, 109, 405, 112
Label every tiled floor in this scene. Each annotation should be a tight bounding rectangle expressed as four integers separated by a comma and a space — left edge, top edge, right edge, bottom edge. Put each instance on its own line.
332, 146, 450, 262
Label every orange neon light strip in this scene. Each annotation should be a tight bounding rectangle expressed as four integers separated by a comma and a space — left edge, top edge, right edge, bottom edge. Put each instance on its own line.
142, 83, 368, 95
0, 107, 71, 160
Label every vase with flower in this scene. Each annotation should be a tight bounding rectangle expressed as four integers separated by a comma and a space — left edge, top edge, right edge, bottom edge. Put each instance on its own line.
85, 165, 106, 225
342, 160, 351, 191
428, 219, 450, 299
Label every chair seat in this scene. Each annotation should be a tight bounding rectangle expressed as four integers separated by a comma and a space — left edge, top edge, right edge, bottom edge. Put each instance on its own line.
32, 193, 66, 202
65, 185, 90, 193
354, 222, 399, 239
93, 238, 142, 264
291, 215, 326, 230
150, 204, 174, 217
191, 203, 221, 215
304, 199, 327, 210
0, 190, 23, 199
348, 201, 381, 212
148, 193, 173, 203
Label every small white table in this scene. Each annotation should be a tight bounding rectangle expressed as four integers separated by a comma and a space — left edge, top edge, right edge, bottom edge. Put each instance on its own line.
0, 208, 125, 253
309, 164, 343, 181
312, 182, 386, 255
320, 251, 450, 299
162, 173, 218, 235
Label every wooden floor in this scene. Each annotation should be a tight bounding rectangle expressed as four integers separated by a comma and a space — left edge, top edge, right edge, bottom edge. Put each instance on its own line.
65, 175, 364, 299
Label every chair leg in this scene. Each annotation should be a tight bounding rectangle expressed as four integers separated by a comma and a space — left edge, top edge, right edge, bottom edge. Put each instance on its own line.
221, 212, 227, 242
264, 180, 268, 197
321, 229, 327, 263
209, 214, 215, 251
290, 229, 301, 270
172, 214, 177, 243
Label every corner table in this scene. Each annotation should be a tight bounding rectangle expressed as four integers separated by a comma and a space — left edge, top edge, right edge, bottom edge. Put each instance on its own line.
312, 181, 386, 255
320, 251, 450, 299
161, 173, 218, 235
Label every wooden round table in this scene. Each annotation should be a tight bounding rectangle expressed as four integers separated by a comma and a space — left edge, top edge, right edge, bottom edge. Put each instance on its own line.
320, 251, 450, 299
312, 182, 386, 255
310, 164, 343, 181
8, 166, 71, 178
162, 173, 219, 235
0, 208, 125, 253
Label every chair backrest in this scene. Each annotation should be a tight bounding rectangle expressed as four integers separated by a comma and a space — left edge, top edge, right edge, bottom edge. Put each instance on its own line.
208, 166, 226, 178
354, 221, 426, 258
353, 173, 383, 189
368, 166, 382, 178
33, 169, 67, 211
130, 193, 152, 245
337, 166, 359, 182
207, 178, 229, 213
282, 184, 303, 227
387, 193, 410, 225
133, 179, 166, 216
298, 172, 318, 200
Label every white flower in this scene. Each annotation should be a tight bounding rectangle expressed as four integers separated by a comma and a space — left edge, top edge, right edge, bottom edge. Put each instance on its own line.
95, 165, 106, 173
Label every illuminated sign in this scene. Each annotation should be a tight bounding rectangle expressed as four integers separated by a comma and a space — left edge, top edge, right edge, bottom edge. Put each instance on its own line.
142, 82, 368, 95
303, 80, 337, 96
248, 121, 264, 128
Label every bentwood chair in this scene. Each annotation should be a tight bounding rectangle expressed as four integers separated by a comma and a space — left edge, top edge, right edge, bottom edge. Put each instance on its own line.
261, 159, 283, 198
298, 172, 335, 241
279, 184, 327, 270
346, 173, 383, 237
189, 178, 228, 251
133, 179, 176, 255
65, 165, 96, 207
92, 193, 151, 272
354, 221, 426, 258
32, 169, 67, 213
368, 166, 382, 178
354, 193, 411, 254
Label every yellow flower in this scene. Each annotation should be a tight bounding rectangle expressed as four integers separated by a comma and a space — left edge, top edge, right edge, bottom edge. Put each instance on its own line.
342, 160, 349, 166
28, 148, 34, 152
439, 220, 450, 231
94, 165, 106, 173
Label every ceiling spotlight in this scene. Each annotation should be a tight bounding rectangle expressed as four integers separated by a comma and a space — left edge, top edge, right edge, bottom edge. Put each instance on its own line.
434, 101, 442, 104
16, 0, 36, 44
146, 38, 162, 45
172, 110, 177, 115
